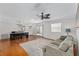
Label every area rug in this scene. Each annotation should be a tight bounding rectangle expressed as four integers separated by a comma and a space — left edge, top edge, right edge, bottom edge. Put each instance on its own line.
20, 38, 53, 56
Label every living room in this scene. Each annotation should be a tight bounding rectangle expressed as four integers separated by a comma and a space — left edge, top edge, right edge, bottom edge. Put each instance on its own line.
0, 3, 78, 56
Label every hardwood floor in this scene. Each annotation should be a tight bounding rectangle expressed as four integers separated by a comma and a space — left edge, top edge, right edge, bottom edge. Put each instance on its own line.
0, 35, 52, 56
0, 35, 38, 56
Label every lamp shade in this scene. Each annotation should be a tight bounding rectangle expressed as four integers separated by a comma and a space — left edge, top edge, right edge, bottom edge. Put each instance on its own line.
65, 28, 71, 32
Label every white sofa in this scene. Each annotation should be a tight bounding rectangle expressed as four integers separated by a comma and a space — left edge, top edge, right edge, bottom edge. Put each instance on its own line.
43, 35, 74, 56
42, 44, 73, 56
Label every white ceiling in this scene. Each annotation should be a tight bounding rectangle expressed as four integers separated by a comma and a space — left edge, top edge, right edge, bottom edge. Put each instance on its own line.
0, 3, 78, 22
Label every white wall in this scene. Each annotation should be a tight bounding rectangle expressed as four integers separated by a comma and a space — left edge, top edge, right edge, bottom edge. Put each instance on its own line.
0, 16, 40, 39
0, 3, 77, 39
43, 18, 76, 40
0, 16, 18, 39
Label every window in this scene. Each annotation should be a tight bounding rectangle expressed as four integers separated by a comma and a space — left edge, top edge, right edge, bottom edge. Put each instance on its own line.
51, 23, 61, 32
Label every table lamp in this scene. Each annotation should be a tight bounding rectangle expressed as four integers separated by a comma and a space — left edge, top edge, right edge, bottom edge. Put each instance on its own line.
65, 28, 71, 35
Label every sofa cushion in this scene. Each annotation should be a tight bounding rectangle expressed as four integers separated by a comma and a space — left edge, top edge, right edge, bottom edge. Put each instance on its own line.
51, 36, 67, 46
58, 41, 70, 52
59, 36, 67, 41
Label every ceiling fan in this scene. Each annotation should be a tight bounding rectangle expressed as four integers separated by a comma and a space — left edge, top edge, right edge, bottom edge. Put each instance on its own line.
36, 12, 51, 20
40, 12, 50, 20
